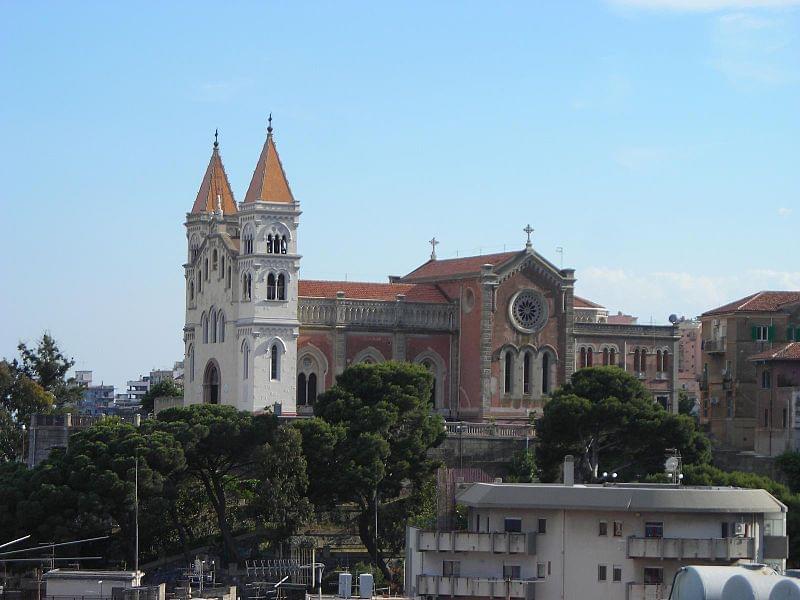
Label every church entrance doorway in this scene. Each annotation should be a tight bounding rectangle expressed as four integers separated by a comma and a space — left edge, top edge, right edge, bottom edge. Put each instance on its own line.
203, 361, 220, 404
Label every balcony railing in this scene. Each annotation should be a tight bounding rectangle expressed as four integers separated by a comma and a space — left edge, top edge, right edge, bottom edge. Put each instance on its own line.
627, 536, 754, 561
626, 583, 672, 600
444, 421, 534, 439
417, 530, 535, 554
417, 576, 538, 599
704, 338, 726, 353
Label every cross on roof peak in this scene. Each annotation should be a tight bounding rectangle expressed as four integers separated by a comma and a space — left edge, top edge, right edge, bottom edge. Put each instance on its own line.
429, 237, 439, 260
524, 224, 534, 248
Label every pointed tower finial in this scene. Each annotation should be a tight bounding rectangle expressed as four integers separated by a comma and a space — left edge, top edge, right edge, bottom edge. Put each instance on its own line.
214, 128, 219, 149
267, 113, 273, 135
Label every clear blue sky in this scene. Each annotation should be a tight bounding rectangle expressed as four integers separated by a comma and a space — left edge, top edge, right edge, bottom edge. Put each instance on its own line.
1, 0, 798, 390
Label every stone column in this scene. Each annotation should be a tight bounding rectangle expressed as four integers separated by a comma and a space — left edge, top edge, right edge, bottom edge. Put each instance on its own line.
479, 264, 499, 420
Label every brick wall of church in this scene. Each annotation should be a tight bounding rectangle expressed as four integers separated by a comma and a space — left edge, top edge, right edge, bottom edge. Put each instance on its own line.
298, 332, 335, 388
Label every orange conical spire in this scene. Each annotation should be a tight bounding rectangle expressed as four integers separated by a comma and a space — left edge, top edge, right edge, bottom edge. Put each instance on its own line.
244, 115, 295, 204
191, 130, 237, 214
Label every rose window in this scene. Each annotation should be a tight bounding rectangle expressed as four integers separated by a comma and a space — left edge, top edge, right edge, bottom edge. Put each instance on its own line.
509, 290, 548, 333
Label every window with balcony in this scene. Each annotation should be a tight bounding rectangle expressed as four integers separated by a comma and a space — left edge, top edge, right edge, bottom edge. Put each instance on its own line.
599, 521, 608, 536
443, 561, 460, 577
598, 565, 607, 582
503, 565, 521, 580
504, 517, 522, 533
644, 567, 663, 585
644, 522, 663, 538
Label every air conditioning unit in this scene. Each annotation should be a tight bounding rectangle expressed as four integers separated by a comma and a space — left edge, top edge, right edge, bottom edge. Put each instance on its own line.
339, 573, 352, 599
734, 522, 746, 537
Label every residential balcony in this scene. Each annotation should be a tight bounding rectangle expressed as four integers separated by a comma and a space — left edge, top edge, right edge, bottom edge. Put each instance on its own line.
416, 530, 535, 554
416, 575, 537, 599
627, 536, 754, 561
626, 583, 672, 600
704, 338, 726, 354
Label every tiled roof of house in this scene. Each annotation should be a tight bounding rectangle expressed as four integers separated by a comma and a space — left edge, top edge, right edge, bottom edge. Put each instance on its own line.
574, 296, 605, 309
244, 130, 295, 204
749, 342, 800, 362
704, 291, 800, 316
191, 144, 237, 214
298, 280, 450, 304
402, 251, 521, 282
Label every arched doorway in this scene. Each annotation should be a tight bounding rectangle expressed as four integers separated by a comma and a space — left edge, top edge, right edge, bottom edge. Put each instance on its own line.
203, 361, 220, 404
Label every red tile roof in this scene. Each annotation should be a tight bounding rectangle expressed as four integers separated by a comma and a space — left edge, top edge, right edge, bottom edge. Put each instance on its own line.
749, 342, 800, 362
244, 133, 295, 204
298, 280, 450, 304
704, 291, 800, 316
192, 146, 237, 214
574, 295, 605, 309
402, 251, 521, 282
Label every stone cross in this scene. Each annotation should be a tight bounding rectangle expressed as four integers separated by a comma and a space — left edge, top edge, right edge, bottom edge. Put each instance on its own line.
429, 237, 439, 260
524, 224, 534, 248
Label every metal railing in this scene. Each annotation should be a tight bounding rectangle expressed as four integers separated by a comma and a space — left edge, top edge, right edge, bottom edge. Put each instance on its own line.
444, 421, 534, 439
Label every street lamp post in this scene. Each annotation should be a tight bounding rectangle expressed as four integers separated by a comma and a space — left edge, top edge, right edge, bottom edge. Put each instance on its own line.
98, 580, 104, 599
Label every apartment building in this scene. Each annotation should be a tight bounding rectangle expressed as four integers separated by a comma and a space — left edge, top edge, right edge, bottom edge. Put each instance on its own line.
751, 342, 800, 456
700, 291, 800, 451
406, 460, 787, 600
677, 319, 702, 412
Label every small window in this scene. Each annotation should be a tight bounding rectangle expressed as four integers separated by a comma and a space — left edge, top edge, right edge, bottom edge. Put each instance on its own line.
599, 521, 608, 536
609, 347, 616, 366
267, 273, 277, 300
643, 567, 663, 585
587, 347, 593, 367
612, 566, 622, 582
504, 518, 522, 533
598, 565, 607, 582
536, 563, 546, 579
755, 325, 770, 341
502, 565, 521, 580
613, 521, 623, 537
277, 273, 286, 300
523, 352, 531, 395
762, 370, 772, 389
270, 344, 280, 381
644, 522, 663, 538
537, 518, 547, 534
442, 561, 460, 577
212, 249, 218, 270
504, 351, 514, 394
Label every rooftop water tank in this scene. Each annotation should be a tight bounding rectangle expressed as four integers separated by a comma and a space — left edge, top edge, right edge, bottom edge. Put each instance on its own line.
672, 566, 776, 600
771, 578, 800, 600
722, 573, 780, 600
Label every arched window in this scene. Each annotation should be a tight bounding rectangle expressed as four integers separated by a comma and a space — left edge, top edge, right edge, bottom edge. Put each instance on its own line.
504, 350, 514, 394
523, 351, 532, 395
227, 265, 231, 289
203, 361, 220, 404
634, 349, 640, 372
242, 341, 249, 379
587, 347, 593, 367
277, 274, 286, 300
243, 229, 254, 254
267, 234, 274, 254
270, 344, 280, 380
420, 359, 437, 407
640, 349, 647, 373
610, 348, 616, 367
542, 352, 550, 395
189, 344, 195, 382
212, 249, 218, 271
218, 312, 225, 343
189, 281, 195, 302
663, 350, 669, 373
221, 254, 225, 274
308, 373, 317, 403
580, 347, 587, 368
202, 313, 209, 344
297, 373, 307, 405
197, 271, 202, 294
205, 258, 209, 280
603, 348, 609, 366
280, 236, 288, 254
211, 310, 217, 343
267, 273, 277, 300
242, 273, 252, 301
657, 350, 663, 372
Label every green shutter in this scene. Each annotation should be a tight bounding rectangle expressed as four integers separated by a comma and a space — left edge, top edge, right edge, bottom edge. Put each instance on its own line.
752, 326, 759, 341
768, 325, 776, 341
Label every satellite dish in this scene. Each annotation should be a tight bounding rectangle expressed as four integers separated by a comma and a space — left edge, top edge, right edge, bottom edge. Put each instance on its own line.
665, 457, 679, 472
668, 314, 678, 324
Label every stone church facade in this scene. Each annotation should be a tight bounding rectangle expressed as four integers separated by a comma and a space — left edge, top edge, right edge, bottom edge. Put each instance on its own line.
184, 124, 680, 422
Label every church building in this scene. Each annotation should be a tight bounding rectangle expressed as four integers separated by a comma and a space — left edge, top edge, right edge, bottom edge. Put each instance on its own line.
183, 122, 680, 422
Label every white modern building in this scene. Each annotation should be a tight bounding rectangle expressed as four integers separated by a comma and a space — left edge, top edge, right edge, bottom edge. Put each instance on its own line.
406, 460, 788, 600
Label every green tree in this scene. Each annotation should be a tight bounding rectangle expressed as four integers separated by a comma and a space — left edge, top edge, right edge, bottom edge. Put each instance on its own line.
0, 360, 53, 462
535, 367, 710, 482
298, 362, 445, 580
154, 404, 308, 563
13, 334, 82, 406
140, 379, 183, 415
677, 390, 697, 417
505, 449, 539, 483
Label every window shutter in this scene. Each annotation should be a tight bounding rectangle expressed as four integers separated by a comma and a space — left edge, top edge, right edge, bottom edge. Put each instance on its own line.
788, 327, 793, 341
768, 325, 775, 341
751, 326, 758, 341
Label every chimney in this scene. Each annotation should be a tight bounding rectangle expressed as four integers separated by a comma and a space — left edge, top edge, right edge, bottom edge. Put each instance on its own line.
563, 455, 575, 486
